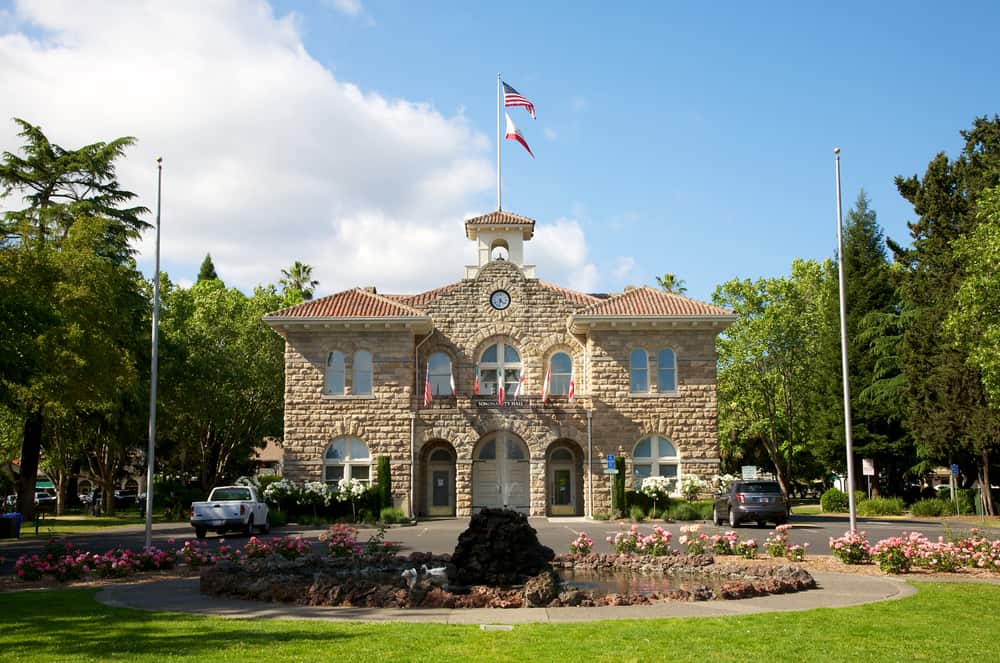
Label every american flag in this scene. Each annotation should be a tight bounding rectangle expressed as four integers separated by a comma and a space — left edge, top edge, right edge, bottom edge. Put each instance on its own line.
503, 81, 535, 119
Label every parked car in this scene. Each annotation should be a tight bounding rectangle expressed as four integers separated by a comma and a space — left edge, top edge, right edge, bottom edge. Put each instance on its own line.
713, 480, 789, 527
34, 491, 57, 509
113, 489, 139, 506
189, 485, 269, 539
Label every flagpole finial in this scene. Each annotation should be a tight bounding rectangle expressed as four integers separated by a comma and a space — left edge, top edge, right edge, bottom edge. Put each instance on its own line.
156, 156, 162, 164
834, 147, 840, 155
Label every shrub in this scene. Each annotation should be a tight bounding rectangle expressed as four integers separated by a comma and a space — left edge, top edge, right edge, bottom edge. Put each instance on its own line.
613, 457, 627, 516
377, 456, 392, 510
606, 525, 674, 556
320, 523, 361, 557
820, 488, 864, 513
871, 534, 919, 574
569, 532, 594, 555
710, 530, 738, 555
668, 502, 706, 521
765, 524, 792, 558
857, 497, 904, 516
911, 498, 950, 517
607, 524, 642, 554
829, 530, 872, 564
268, 508, 288, 527
735, 539, 758, 559
591, 511, 611, 521
678, 524, 708, 554
786, 543, 809, 561
629, 505, 646, 522
176, 540, 214, 567
271, 535, 311, 561
379, 507, 406, 524
136, 546, 176, 571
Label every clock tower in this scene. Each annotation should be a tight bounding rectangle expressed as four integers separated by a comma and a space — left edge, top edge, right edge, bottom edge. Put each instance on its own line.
463, 210, 536, 279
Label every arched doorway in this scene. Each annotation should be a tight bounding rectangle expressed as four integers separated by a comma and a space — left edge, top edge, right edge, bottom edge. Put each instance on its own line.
546, 442, 584, 516
426, 447, 456, 516
472, 432, 530, 513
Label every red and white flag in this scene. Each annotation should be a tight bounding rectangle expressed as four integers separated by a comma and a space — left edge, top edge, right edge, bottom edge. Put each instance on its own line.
502, 81, 536, 119
449, 367, 456, 397
568, 377, 575, 401
513, 373, 526, 398
542, 366, 551, 404
423, 364, 432, 407
497, 368, 505, 406
473, 365, 480, 395
505, 113, 534, 158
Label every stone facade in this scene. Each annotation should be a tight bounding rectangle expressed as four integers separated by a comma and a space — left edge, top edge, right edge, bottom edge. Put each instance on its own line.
266, 211, 735, 518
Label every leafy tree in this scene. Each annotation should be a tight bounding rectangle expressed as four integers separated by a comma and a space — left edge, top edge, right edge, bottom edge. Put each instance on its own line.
197, 253, 220, 282
280, 261, 319, 302
655, 273, 687, 295
890, 116, 1000, 514
0, 120, 148, 518
714, 260, 833, 496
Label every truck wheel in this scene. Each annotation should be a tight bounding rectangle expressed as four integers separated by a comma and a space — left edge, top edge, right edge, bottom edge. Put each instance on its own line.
195, 526, 207, 539
243, 515, 254, 536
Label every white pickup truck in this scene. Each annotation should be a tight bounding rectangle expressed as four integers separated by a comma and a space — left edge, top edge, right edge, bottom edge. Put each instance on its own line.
189, 485, 270, 539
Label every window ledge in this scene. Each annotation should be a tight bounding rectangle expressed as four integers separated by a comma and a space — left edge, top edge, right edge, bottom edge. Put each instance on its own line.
628, 392, 680, 398
321, 394, 376, 400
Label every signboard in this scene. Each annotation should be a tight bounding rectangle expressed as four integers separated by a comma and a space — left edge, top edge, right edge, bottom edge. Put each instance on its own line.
862, 458, 875, 476
603, 469, 619, 475
606, 455, 615, 471
951, 464, 959, 476
741, 465, 757, 480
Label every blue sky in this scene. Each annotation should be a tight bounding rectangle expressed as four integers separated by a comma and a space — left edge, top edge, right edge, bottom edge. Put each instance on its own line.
2, 1, 998, 302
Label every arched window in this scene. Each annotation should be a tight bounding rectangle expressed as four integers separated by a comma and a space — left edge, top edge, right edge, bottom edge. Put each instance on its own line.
632, 435, 679, 491
479, 341, 522, 396
326, 351, 345, 394
657, 348, 676, 393
549, 352, 573, 396
630, 348, 648, 393
428, 352, 454, 396
353, 350, 372, 395
324, 437, 371, 485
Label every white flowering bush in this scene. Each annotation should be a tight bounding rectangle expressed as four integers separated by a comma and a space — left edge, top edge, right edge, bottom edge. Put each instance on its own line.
301, 481, 334, 507
680, 475, 708, 501
336, 478, 366, 501
712, 474, 740, 494
263, 478, 298, 505
234, 476, 261, 490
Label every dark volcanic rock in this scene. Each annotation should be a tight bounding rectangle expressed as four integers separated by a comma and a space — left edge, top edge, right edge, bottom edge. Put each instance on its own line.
523, 569, 559, 607
450, 509, 555, 586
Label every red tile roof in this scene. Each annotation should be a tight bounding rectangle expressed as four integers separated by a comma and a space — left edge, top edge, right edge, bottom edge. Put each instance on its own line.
464, 210, 535, 239
383, 282, 462, 308
538, 281, 604, 307
265, 288, 428, 319
576, 285, 733, 317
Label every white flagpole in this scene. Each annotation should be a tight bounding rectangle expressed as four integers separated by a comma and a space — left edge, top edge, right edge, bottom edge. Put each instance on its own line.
497, 72, 502, 211
144, 157, 163, 550
835, 147, 857, 533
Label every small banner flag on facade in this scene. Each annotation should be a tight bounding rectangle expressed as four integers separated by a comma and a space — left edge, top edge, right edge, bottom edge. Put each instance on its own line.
473, 365, 480, 395
542, 366, 551, 404
502, 81, 536, 119
568, 377, 575, 401
505, 113, 534, 158
423, 364, 433, 406
449, 366, 456, 397
513, 373, 526, 398
497, 368, 505, 406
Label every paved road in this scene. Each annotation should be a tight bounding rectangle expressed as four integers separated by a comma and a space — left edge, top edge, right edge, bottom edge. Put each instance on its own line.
3, 513, 998, 573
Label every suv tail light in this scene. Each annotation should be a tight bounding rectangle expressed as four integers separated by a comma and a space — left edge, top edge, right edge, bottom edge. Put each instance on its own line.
736, 493, 746, 504
240, 504, 246, 515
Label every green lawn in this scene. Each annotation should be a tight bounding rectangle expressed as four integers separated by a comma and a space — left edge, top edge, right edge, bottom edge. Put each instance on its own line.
16, 513, 178, 538
2, 582, 998, 661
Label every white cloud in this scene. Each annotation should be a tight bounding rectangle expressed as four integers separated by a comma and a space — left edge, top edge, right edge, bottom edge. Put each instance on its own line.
329, 0, 364, 17
0, 0, 495, 296
612, 256, 635, 280
531, 218, 599, 292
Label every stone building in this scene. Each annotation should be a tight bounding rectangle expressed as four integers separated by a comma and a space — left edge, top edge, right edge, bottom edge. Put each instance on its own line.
264, 211, 736, 518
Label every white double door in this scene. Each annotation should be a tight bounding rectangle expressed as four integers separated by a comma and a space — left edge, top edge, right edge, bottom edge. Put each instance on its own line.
472, 433, 530, 513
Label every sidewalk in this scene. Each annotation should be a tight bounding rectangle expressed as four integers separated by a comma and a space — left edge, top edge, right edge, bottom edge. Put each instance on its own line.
95, 571, 915, 624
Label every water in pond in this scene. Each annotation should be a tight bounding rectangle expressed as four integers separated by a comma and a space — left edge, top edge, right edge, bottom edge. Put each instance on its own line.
558, 568, 725, 597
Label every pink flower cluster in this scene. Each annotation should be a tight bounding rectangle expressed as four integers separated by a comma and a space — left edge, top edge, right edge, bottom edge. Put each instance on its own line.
319, 523, 363, 558
735, 538, 758, 559
607, 525, 675, 556
569, 532, 594, 555
829, 530, 872, 564
14, 550, 89, 582
271, 535, 311, 561
710, 530, 739, 555
176, 539, 214, 568
678, 524, 709, 555
831, 529, 1000, 574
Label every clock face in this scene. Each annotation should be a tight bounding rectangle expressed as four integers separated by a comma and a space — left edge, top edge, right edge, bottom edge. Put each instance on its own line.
490, 290, 511, 310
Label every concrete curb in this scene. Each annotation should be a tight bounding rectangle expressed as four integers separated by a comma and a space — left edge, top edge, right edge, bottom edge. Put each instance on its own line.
95, 571, 916, 624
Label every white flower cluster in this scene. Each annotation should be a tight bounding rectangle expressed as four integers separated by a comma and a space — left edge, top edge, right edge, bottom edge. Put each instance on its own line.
641, 475, 674, 497
235, 476, 261, 490
263, 478, 298, 503
303, 480, 333, 506
336, 478, 366, 502
712, 474, 740, 493
680, 475, 708, 500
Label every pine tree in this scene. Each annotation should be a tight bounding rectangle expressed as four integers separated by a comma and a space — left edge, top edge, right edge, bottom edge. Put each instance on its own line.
197, 253, 219, 282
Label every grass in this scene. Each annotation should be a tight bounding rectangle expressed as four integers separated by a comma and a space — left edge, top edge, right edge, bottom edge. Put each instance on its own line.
791, 503, 821, 515
1, 582, 998, 661
14, 513, 178, 538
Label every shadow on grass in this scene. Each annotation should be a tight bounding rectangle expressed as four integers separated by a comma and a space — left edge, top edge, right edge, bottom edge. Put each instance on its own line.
0, 589, 356, 659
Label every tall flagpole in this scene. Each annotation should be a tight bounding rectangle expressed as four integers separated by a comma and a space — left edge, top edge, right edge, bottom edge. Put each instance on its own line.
834, 147, 858, 533
144, 157, 163, 550
497, 72, 502, 211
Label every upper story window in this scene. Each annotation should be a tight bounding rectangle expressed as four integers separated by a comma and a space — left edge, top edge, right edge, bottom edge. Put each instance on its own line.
632, 434, 679, 490
324, 436, 371, 485
657, 348, 676, 392
479, 341, 522, 396
325, 351, 345, 394
428, 352, 454, 396
629, 348, 648, 393
549, 352, 573, 396
353, 350, 372, 395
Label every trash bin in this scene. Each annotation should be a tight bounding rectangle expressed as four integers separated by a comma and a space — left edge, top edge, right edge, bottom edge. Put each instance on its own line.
1, 512, 21, 539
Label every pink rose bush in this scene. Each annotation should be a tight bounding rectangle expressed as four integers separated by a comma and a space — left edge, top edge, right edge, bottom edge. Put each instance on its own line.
319, 523, 363, 558
830, 529, 1000, 575
829, 530, 872, 564
678, 524, 709, 555
710, 531, 739, 555
569, 531, 594, 555
607, 524, 675, 556
735, 538, 759, 559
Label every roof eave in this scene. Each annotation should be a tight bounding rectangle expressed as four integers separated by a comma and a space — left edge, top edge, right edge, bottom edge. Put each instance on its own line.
569, 314, 738, 334
263, 315, 435, 334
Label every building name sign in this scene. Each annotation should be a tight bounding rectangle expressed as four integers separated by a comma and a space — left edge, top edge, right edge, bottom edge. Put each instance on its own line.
473, 397, 530, 408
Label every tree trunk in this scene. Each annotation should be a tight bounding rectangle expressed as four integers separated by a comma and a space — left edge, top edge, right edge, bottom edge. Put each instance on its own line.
16, 411, 43, 520
978, 451, 994, 516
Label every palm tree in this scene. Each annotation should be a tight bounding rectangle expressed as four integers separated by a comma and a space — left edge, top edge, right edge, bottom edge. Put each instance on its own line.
280, 261, 319, 301
655, 273, 687, 295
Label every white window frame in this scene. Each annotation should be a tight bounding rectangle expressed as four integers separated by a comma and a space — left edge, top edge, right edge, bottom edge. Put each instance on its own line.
630, 348, 649, 394
325, 351, 345, 394
657, 348, 677, 393
549, 351, 573, 396
631, 434, 679, 493
353, 350, 373, 395
428, 352, 454, 397
323, 437, 372, 486
479, 341, 522, 396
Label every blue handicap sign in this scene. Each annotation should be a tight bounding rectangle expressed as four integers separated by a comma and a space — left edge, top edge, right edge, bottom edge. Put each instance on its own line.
951, 464, 959, 476
607, 455, 615, 470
